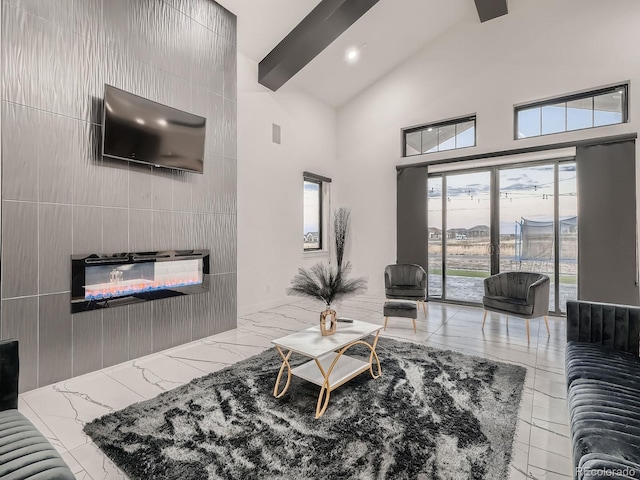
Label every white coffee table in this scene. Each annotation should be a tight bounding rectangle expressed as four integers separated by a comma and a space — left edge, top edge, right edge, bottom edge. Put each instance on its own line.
271, 320, 382, 418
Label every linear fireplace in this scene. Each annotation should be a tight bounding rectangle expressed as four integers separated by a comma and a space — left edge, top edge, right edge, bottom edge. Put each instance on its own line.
71, 250, 210, 313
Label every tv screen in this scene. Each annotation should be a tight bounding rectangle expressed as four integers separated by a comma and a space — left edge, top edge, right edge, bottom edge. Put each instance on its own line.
102, 84, 206, 174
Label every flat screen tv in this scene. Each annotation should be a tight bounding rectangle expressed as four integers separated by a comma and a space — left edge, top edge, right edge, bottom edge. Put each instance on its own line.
102, 84, 206, 174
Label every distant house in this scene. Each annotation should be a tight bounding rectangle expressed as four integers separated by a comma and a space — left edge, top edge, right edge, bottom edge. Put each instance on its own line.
428, 227, 442, 239
468, 225, 490, 238
304, 232, 320, 243
447, 228, 468, 239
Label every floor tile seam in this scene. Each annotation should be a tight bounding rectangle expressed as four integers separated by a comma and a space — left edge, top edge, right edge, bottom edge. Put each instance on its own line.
102, 366, 166, 401
67, 442, 126, 480
526, 463, 572, 478
165, 353, 229, 374
425, 339, 539, 370
530, 416, 570, 428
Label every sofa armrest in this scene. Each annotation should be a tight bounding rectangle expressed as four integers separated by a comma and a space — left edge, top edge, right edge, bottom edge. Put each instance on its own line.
567, 300, 640, 355
0, 339, 19, 411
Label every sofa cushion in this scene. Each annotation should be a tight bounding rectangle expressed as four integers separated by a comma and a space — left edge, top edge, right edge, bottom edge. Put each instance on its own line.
385, 286, 425, 300
566, 341, 640, 390
482, 295, 534, 316
0, 409, 75, 480
383, 301, 417, 319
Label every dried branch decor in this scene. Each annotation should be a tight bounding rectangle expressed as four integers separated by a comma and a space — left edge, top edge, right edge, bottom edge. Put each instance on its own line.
287, 208, 366, 335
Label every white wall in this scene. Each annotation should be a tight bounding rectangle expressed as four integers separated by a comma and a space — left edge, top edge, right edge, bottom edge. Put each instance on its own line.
237, 53, 338, 314
337, 0, 640, 295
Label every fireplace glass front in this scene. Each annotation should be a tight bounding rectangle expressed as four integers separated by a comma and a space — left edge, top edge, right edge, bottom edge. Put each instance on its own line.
71, 250, 210, 313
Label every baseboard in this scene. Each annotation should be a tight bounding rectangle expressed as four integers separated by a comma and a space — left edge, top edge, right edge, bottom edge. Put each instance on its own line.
237, 296, 293, 317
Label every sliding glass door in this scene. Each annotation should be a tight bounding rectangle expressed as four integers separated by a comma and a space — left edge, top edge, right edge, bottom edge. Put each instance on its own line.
427, 160, 577, 313
444, 171, 492, 302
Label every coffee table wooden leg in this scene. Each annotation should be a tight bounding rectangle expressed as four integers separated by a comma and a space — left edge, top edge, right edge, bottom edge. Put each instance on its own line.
273, 346, 292, 398
368, 330, 382, 379
314, 359, 331, 419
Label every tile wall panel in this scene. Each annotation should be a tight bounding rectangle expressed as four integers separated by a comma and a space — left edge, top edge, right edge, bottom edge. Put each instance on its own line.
212, 214, 237, 274
128, 209, 154, 252
173, 212, 195, 250
72, 205, 103, 254
170, 294, 193, 346
128, 302, 154, 360
103, 307, 129, 368
1, 297, 39, 392
152, 298, 173, 352
192, 290, 213, 339
172, 170, 193, 213
38, 203, 72, 294
2, 201, 38, 298
72, 123, 103, 207
129, 163, 153, 210
38, 113, 77, 204
223, 97, 237, 159
102, 207, 129, 253
152, 168, 174, 211
72, 309, 102, 376
1, 0, 237, 391
38, 293, 72, 386
223, 38, 237, 101
1, 104, 39, 202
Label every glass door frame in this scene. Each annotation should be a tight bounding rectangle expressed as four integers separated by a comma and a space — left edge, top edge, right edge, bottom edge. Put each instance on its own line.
428, 157, 576, 315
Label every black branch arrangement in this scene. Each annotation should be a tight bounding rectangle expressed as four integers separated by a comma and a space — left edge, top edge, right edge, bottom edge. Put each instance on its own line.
287, 207, 367, 306
286, 262, 367, 307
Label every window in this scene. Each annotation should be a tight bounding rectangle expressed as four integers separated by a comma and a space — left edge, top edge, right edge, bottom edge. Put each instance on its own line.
515, 84, 628, 139
403, 115, 476, 157
303, 172, 331, 251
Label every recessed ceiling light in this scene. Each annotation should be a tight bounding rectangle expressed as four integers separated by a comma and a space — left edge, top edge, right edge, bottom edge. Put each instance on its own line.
135, 118, 145, 125
345, 48, 359, 63
157, 118, 168, 127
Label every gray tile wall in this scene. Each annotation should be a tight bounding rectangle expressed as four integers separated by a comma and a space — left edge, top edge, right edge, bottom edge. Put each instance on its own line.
0, 0, 237, 392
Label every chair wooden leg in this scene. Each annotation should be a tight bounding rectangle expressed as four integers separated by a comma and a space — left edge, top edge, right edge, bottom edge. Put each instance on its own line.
544, 315, 550, 337
421, 301, 427, 316
525, 318, 530, 343
506, 315, 509, 327
384, 317, 388, 331
482, 310, 488, 330
412, 318, 417, 334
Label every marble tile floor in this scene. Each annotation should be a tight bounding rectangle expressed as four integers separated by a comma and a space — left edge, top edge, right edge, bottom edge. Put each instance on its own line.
18, 295, 572, 479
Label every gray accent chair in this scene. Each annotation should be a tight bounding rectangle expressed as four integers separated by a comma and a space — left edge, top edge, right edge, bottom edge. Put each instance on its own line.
566, 300, 640, 479
384, 264, 427, 316
482, 272, 550, 342
0, 339, 75, 480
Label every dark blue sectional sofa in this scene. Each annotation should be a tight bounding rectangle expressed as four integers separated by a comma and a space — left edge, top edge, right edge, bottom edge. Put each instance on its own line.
566, 300, 640, 480
0, 340, 75, 480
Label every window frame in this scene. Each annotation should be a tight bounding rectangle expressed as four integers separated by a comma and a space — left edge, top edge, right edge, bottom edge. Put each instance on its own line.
402, 115, 477, 157
514, 83, 629, 140
303, 172, 331, 252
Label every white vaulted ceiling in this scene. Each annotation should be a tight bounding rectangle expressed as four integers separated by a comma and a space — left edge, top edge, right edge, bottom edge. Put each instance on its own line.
216, 0, 482, 108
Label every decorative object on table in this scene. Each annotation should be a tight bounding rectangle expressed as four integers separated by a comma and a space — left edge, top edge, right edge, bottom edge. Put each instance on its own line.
84, 338, 526, 480
287, 207, 366, 336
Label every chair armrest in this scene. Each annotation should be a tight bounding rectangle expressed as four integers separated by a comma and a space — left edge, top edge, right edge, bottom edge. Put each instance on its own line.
525, 276, 549, 305
415, 267, 426, 289
567, 300, 640, 355
384, 267, 392, 288
0, 339, 19, 411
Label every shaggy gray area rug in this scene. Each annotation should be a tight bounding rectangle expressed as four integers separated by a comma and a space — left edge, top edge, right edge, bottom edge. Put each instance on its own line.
85, 338, 526, 479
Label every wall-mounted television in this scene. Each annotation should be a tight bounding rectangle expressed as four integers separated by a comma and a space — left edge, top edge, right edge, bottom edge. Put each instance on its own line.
102, 84, 206, 174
